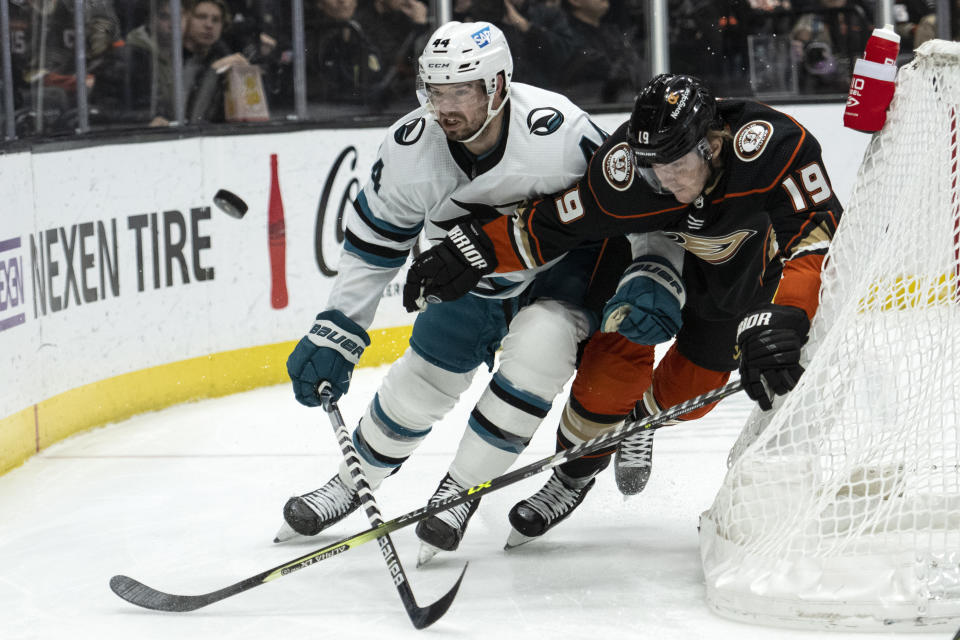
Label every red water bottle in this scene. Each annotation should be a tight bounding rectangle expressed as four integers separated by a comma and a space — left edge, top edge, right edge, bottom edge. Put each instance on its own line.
843, 24, 900, 133
863, 24, 900, 65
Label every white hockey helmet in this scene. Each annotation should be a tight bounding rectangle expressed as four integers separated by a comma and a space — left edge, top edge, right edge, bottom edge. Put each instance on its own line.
417, 22, 513, 143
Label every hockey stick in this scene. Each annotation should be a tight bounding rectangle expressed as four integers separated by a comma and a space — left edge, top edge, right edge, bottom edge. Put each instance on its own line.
109, 380, 742, 612
320, 392, 465, 629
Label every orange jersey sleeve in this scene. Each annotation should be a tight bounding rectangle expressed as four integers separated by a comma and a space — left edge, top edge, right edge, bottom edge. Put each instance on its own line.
773, 253, 825, 320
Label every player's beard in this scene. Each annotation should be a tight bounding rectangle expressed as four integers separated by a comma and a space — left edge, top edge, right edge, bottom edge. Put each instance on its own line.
437, 110, 485, 142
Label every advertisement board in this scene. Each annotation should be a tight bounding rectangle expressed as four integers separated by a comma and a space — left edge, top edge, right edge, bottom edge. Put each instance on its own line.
0, 104, 869, 475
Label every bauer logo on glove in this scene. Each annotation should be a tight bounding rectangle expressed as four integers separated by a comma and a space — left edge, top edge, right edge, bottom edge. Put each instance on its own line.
308, 322, 366, 360
287, 310, 371, 406
601, 256, 685, 345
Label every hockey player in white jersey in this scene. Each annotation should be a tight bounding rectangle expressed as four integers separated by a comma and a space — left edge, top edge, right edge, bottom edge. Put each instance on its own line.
277, 21, 622, 562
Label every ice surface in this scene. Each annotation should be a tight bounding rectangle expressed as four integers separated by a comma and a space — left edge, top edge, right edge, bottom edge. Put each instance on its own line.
0, 365, 927, 639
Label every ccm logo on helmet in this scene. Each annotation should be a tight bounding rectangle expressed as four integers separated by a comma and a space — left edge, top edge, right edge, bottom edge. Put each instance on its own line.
471, 26, 492, 48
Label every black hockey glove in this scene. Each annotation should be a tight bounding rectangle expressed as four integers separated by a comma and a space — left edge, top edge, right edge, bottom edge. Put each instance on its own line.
402, 219, 496, 312
735, 303, 810, 411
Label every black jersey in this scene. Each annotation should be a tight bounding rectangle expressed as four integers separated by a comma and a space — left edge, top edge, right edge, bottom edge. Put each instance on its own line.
485, 100, 843, 321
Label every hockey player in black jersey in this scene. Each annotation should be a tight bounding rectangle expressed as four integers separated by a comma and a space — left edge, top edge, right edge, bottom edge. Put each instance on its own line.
404, 73, 842, 546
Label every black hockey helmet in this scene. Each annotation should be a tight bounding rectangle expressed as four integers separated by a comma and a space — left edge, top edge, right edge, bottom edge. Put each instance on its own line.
626, 74, 718, 166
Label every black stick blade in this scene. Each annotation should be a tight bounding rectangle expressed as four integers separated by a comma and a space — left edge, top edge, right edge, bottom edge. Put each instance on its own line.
110, 575, 241, 612
406, 562, 468, 629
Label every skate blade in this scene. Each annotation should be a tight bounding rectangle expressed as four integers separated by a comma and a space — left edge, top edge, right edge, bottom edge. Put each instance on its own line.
504, 528, 537, 550
615, 479, 643, 498
273, 521, 303, 544
416, 542, 442, 567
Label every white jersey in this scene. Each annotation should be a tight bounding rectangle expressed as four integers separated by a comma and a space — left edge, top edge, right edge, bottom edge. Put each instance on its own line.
327, 82, 606, 329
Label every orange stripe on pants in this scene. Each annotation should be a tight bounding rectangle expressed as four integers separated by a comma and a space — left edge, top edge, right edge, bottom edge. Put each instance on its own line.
571, 331, 654, 417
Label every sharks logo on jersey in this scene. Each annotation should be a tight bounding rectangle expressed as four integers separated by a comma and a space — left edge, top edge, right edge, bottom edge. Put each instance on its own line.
395, 117, 426, 146
527, 108, 564, 136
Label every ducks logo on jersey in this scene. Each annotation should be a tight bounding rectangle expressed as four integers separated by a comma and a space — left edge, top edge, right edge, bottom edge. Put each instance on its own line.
734, 120, 773, 162
602, 142, 635, 191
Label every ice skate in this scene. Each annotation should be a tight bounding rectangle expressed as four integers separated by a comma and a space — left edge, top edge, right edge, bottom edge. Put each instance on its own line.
273, 473, 360, 542
505, 470, 595, 549
614, 428, 655, 496
415, 473, 480, 566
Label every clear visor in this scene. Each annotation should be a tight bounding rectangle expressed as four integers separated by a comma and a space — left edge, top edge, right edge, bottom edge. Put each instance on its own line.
417, 80, 489, 115
634, 140, 710, 195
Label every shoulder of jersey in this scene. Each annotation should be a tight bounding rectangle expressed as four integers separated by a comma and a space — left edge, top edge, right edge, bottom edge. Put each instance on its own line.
386, 106, 437, 151
511, 82, 586, 139
588, 122, 685, 216
724, 100, 806, 166
590, 122, 639, 194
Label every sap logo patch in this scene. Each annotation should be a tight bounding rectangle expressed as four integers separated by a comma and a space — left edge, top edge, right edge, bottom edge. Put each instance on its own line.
394, 117, 426, 145
734, 120, 773, 162
602, 143, 635, 191
527, 107, 564, 136
471, 26, 492, 48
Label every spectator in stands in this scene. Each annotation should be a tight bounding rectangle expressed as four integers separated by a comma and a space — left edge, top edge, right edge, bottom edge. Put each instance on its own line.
790, 0, 868, 93
114, 0, 148, 35
303, 0, 386, 106
443, 0, 575, 90
893, 1, 937, 56
219, 0, 291, 110
132, 0, 249, 125
180, 0, 250, 122
560, 0, 646, 103
126, 1, 176, 124
498, 0, 577, 89
354, 0, 430, 109
16, 0, 127, 134
222, 0, 281, 61
5, 0, 34, 116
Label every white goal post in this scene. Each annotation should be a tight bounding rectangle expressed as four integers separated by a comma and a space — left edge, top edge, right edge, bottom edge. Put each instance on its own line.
700, 39, 960, 631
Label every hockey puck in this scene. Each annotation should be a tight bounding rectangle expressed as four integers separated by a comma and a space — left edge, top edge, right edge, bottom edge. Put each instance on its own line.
213, 189, 248, 219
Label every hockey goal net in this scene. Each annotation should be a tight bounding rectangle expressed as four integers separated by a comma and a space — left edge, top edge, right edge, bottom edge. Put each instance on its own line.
700, 39, 960, 631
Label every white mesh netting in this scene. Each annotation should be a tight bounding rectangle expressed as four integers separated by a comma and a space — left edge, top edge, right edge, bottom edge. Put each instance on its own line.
699, 40, 960, 631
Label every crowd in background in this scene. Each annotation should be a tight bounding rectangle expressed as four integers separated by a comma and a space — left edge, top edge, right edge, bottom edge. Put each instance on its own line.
0, 0, 954, 139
